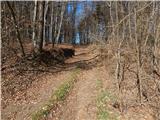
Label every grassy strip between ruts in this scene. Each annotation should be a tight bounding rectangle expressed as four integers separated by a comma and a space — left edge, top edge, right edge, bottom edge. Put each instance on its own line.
32, 68, 81, 120
96, 79, 119, 120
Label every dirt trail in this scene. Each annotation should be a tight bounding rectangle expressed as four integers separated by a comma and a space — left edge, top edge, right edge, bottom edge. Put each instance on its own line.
65, 46, 94, 64
2, 45, 97, 120
2, 71, 71, 120
48, 68, 98, 120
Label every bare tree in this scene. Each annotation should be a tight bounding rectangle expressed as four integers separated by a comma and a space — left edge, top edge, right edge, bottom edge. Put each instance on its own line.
55, 3, 65, 44
43, 1, 49, 46
109, 2, 115, 41
52, 4, 58, 47
36, 1, 45, 53
6, 1, 25, 56
32, 0, 37, 47
134, 7, 142, 103
49, 1, 54, 44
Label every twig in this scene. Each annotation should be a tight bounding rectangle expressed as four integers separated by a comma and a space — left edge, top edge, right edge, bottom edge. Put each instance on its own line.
153, 70, 160, 79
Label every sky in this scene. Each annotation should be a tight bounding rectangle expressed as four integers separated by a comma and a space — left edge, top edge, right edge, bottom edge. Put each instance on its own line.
67, 2, 84, 44
67, 2, 84, 15
67, 2, 85, 26
66, 2, 94, 44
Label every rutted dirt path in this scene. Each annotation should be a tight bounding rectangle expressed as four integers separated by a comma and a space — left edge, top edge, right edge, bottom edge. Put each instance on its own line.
2, 71, 72, 120
48, 68, 99, 120
2, 45, 98, 120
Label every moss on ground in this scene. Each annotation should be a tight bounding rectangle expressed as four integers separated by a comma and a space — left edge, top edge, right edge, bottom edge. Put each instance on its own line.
32, 69, 80, 120
96, 80, 119, 120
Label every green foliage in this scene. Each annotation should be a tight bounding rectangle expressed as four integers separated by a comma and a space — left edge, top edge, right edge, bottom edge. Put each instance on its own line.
32, 106, 51, 120
96, 79, 103, 89
32, 69, 80, 120
97, 86, 118, 120
54, 81, 72, 101
98, 109, 110, 120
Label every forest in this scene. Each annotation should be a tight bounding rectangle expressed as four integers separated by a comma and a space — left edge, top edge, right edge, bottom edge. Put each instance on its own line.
1, 1, 160, 120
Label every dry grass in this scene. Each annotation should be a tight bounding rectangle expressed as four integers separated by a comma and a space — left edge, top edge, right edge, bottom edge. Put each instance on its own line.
93, 40, 160, 119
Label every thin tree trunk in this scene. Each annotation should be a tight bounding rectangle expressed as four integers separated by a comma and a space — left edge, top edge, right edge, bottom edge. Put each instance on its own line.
37, 1, 45, 53
129, 2, 132, 43
115, 2, 119, 42
121, 2, 125, 41
32, 0, 37, 47
53, 6, 58, 47
43, 1, 48, 46
109, 2, 115, 41
6, 1, 25, 56
144, 2, 155, 47
55, 3, 65, 44
134, 7, 142, 104
72, 2, 77, 44
49, 2, 54, 44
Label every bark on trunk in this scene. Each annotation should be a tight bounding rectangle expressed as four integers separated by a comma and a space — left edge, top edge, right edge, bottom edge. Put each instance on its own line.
37, 1, 45, 53
32, 0, 37, 47
43, 1, 48, 46
49, 2, 54, 44
6, 1, 25, 56
134, 8, 142, 104
53, 5, 58, 47
55, 4, 65, 44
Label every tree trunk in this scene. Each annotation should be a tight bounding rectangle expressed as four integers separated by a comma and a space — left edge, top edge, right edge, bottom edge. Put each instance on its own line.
55, 3, 65, 45
43, 1, 48, 46
6, 1, 25, 56
134, 7, 142, 104
144, 2, 155, 46
49, 2, 54, 44
115, 2, 119, 42
128, 2, 133, 43
32, 0, 37, 47
71, 2, 77, 44
109, 2, 115, 41
36, 1, 45, 53
53, 5, 58, 47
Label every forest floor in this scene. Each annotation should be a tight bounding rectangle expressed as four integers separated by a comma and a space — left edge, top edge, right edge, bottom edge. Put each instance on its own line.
1, 44, 154, 120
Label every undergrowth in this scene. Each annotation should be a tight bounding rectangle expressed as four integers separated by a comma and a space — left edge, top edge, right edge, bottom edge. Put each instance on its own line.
96, 79, 119, 120
32, 68, 80, 120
